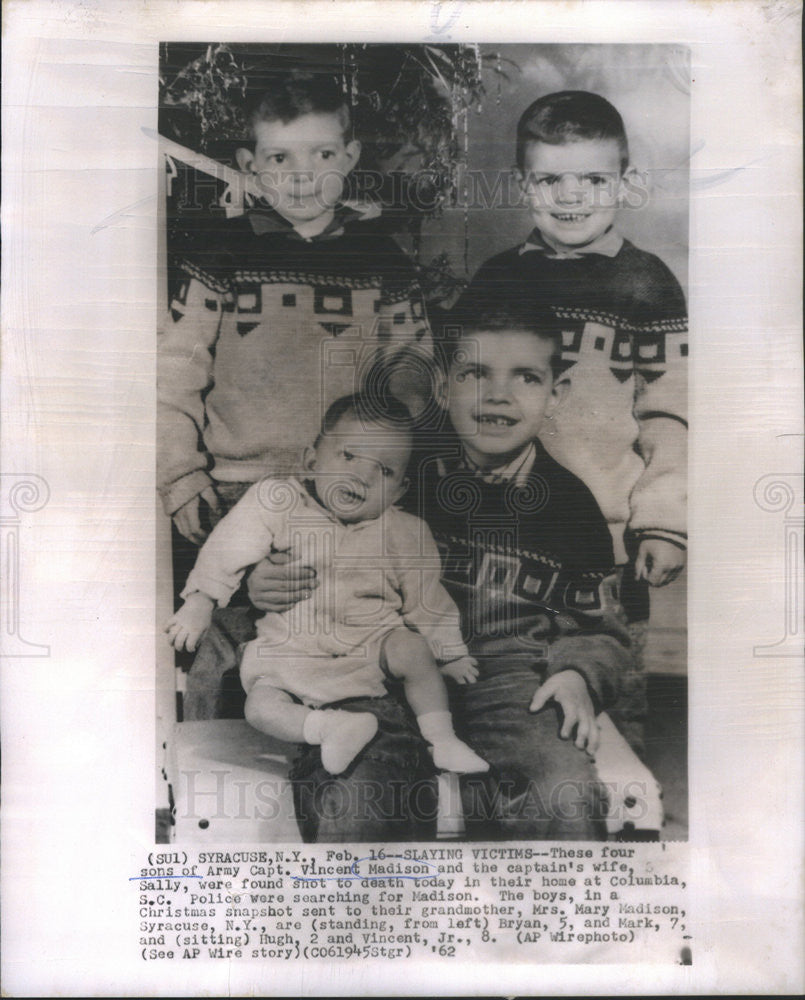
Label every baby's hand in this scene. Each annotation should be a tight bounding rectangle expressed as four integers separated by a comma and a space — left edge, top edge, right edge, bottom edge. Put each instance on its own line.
635, 538, 685, 587
440, 655, 479, 685
165, 592, 215, 652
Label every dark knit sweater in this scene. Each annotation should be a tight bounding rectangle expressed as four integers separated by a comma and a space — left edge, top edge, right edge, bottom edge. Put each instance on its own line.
403, 435, 630, 709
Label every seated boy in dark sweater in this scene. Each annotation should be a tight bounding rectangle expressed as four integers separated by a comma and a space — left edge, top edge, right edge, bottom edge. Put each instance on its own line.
250, 302, 631, 840
401, 302, 629, 839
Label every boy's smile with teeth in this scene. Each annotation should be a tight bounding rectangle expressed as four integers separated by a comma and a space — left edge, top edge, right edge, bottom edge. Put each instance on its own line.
476, 412, 517, 427
519, 137, 623, 252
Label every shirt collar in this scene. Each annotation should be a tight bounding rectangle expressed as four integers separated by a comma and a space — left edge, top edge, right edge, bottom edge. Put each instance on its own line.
519, 225, 623, 260
437, 442, 537, 487
247, 201, 377, 241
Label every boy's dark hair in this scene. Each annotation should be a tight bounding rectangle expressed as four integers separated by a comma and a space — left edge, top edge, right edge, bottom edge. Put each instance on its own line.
246, 70, 351, 143
317, 392, 413, 444
516, 90, 629, 172
437, 302, 565, 380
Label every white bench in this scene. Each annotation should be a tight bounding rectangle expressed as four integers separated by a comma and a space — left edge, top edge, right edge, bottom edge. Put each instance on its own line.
162, 712, 663, 844
156, 505, 663, 844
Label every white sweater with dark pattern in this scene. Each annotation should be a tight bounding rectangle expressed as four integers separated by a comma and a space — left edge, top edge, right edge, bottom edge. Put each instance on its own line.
158, 206, 432, 516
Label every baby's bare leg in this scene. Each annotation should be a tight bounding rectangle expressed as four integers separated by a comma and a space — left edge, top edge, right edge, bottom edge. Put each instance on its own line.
383, 629, 488, 773
245, 681, 377, 775
245, 683, 309, 741
382, 628, 448, 716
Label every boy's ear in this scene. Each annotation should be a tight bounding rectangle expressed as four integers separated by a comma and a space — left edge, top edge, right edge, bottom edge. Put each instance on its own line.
235, 147, 256, 175
343, 139, 361, 175
618, 165, 637, 203
302, 446, 317, 473
548, 377, 570, 412
515, 166, 535, 199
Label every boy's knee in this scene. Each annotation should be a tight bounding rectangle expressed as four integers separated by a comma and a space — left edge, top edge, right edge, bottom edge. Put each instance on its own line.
243, 691, 263, 729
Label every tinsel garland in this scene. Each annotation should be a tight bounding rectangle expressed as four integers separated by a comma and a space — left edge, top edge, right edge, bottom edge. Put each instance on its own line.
159, 43, 511, 297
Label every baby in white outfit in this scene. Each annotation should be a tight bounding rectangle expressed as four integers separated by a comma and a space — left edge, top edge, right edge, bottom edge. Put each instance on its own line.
167, 394, 488, 777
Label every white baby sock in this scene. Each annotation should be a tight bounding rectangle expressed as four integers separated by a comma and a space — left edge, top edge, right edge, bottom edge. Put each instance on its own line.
418, 711, 489, 773
302, 709, 378, 775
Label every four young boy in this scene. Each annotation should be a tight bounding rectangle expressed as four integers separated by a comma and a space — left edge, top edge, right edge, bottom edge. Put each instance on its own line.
158, 69, 687, 842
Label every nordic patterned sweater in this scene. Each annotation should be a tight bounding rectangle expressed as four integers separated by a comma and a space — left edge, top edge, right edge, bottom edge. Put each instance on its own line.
403, 435, 630, 710
158, 204, 432, 516
456, 232, 688, 564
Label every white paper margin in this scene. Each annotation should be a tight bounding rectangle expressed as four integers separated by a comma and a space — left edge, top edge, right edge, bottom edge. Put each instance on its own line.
1, 0, 803, 995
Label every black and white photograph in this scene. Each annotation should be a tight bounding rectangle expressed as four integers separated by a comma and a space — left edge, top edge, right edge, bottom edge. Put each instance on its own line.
1, 1, 802, 995
156, 42, 690, 848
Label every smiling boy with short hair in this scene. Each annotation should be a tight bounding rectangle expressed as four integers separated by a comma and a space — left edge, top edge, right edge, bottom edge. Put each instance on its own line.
417, 302, 631, 837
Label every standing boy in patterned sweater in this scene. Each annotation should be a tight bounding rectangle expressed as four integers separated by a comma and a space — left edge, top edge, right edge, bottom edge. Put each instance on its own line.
158, 71, 432, 542
457, 91, 688, 747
